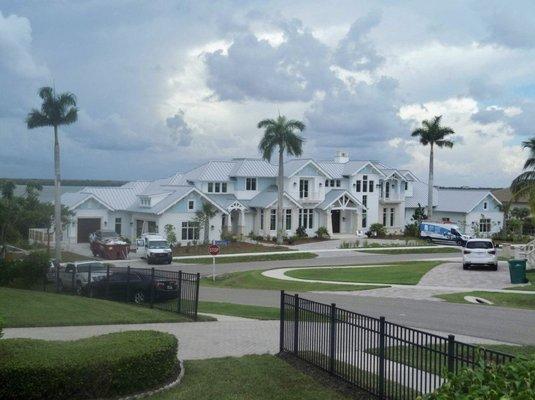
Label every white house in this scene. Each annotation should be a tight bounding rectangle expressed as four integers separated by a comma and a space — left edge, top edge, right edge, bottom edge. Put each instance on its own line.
61, 151, 504, 244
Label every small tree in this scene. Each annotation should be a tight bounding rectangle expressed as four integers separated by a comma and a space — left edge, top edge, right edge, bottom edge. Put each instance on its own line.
164, 224, 177, 248
412, 203, 427, 223
194, 202, 217, 244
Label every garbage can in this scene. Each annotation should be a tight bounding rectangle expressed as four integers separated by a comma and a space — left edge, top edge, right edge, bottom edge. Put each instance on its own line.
508, 260, 527, 284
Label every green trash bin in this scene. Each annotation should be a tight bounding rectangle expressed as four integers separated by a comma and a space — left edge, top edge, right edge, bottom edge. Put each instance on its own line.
508, 260, 527, 284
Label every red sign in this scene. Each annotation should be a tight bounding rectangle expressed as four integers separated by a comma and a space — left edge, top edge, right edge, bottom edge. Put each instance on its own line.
208, 244, 220, 256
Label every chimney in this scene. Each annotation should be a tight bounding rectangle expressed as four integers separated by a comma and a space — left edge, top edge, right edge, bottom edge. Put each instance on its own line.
334, 150, 349, 163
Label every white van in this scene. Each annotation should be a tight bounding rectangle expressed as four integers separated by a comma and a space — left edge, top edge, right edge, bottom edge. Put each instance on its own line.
419, 222, 471, 246
136, 234, 173, 264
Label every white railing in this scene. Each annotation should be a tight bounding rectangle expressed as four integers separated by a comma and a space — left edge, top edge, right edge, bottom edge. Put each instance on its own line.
29, 228, 55, 245
381, 193, 402, 202
299, 191, 322, 202
517, 239, 535, 270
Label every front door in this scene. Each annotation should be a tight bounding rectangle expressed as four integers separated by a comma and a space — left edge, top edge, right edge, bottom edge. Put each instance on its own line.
331, 210, 340, 234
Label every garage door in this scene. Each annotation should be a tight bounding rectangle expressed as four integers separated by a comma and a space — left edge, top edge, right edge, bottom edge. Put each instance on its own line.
77, 218, 101, 243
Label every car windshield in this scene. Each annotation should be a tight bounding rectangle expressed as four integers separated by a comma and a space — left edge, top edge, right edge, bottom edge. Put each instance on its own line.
77, 263, 107, 272
466, 241, 493, 249
148, 240, 168, 249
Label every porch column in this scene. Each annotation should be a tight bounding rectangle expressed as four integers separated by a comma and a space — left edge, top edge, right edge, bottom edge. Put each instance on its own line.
238, 209, 245, 236
263, 209, 270, 235
326, 209, 333, 236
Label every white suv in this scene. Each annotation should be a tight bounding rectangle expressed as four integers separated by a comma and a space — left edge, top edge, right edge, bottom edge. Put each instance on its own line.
462, 239, 498, 271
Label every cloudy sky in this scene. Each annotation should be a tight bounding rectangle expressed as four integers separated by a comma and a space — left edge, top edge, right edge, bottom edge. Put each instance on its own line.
1, 1, 535, 186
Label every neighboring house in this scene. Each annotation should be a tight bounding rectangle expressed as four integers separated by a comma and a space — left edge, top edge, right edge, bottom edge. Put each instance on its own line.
492, 187, 530, 213
405, 186, 504, 237
61, 151, 503, 244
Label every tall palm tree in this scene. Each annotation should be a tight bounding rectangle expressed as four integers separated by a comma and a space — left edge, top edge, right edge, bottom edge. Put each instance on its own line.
511, 138, 535, 214
258, 115, 305, 245
194, 202, 218, 244
26, 87, 78, 262
411, 115, 454, 219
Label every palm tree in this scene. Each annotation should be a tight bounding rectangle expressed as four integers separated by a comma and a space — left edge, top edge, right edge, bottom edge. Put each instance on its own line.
194, 202, 218, 244
411, 115, 454, 219
511, 138, 535, 214
258, 115, 305, 245
26, 87, 78, 262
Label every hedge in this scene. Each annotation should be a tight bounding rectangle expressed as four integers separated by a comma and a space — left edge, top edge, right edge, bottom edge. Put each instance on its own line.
0, 330, 179, 399
424, 357, 535, 400
0, 251, 48, 289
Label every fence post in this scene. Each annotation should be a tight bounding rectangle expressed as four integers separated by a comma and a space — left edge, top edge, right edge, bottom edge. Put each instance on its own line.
330, 303, 336, 374
447, 334, 456, 374
71, 269, 75, 294
293, 294, 299, 355
88, 263, 92, 298
126, 266, 131, 302
378, 316, 386, 399
105, 264, 110, 299
279, 290, 285, 352
194, 272, 200, 321
55, 260, 60, 293
177, 271, 182, 314
150, 267, 155, 308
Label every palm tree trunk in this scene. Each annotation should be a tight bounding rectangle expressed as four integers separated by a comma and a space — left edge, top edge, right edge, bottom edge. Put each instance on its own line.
277, 148, 284, 245
53, 125, 62, 262
427, 143, 434, 219
204, 218, 209, 244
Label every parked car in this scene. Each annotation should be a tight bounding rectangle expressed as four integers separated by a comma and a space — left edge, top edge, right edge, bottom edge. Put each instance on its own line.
55, 261, 109, 294
463, 239, 498, 270
136, 234, 173, 264
420, 221, 471, 246
89, 230, 130, 260
86, 270, 178, 303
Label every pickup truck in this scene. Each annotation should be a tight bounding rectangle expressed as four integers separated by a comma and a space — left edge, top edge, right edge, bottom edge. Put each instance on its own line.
56, 261, 108, 294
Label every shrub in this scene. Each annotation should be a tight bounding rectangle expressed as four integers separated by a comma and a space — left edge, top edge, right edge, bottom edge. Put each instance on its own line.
423, 357, 535, 400
0, 330, 179, 400
286, 235, 298, 245
404, 222, 419, 238
0, 251, 48, 289
164, 224, 177, 248
315, 226, 330, 239
0, 315, 3, 339
295, 226, 308, 238
368, 223, 387, 238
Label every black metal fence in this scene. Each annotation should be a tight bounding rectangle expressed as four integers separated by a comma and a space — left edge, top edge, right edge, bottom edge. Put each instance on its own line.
45, 263, 200, 320
279, 291, 514, 399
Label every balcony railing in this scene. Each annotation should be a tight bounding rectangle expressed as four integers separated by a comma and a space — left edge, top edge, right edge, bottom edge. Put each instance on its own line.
380, 193, 403, 202
299, 191, 322, 202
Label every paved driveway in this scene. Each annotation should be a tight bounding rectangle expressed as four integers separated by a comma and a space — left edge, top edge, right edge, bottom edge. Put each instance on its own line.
419, 261, 512, 289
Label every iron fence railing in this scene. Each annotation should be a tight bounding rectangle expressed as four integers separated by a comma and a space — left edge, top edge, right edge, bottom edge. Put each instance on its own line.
279, 291, 514, 399
45, 264, 200, 320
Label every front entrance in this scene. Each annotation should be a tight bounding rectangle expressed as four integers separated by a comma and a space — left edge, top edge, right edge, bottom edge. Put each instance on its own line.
331, 210, 340, 234
77, 218, 101, 243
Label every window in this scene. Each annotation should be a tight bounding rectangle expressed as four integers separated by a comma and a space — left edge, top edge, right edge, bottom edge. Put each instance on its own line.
260, 209, 264, 230
369, 180, 374, 193
404, 181, 408, 191
335, 179, 341, 187
246, 178, 257, 191
208, 182, 227, 193
181, 221, 199, 240
385, 182, 390, 198
299, 209, 314, 229
215, 182, 220, 193
222, 182, 227, 193
382, 208, 387, 226
362, 175, 368, 193
483, 201, 488, 210
479, 218, 491, 233
285, 209, 292, 230
466, 240, 493, 249
115, 218, 122, 235
325, 179, 329, 187
208, 182, 213, 193
148, 221, 157, 233
362, 195, 367, 207
270, 210, 276, 230
299, 179, 309, 198
390, 208, 395, 227
188, 200, 195, 210
356, 180, 361, 192
362, 211, 367, 228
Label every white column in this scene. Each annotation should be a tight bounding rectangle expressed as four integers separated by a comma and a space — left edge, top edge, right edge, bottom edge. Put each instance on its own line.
326, 209, 333, 235
238, 209, 245, 236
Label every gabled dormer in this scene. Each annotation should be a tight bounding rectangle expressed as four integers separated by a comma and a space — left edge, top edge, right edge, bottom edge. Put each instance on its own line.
284, 159, 332, 203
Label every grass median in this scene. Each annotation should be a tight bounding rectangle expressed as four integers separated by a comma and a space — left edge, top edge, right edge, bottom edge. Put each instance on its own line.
356, 247, 460, 255
284, 261, 442, 285
177, 252, 317, 264
198, 301, 280, 320
0, 287, 204, 327
435, 291, 535, 310
201, 269, 383, 292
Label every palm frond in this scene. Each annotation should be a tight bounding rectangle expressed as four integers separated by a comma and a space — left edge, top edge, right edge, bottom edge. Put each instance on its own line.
411, 128, 426, 137
38, 87, 54, 101
26, 109, 51, 129
257, 119, 276, 129
57, 92, 77, 108
435, 139, 454, 148
62, 107, 78, 125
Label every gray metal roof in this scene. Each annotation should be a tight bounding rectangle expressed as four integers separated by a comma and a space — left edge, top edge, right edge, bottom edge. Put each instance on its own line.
61, 192, 94, 209
435, 189, 500, 213
405, 182, 439, 209
247, 185, 301, 208
229, 159, 277, 177
206, 194, 248, 210
317, 160, 382, 178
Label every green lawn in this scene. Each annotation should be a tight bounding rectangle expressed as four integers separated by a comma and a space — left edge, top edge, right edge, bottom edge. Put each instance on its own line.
177, 252, 317, 264
198, 301, 280, 320
357, 247, 460, 255
0, 287, 201, 327
285, 261, 442, 285
436, 291, 535, 310
148, 355, 353, 400
201, 269, 383, 292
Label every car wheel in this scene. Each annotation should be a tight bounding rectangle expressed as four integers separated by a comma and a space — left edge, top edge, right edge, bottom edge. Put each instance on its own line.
167, 258, 172, 264
463, 264, 470, 270
147, 258, 152, 265
456, 239, 463, 246
133, 291, 145, 304
491, 264, 498, 271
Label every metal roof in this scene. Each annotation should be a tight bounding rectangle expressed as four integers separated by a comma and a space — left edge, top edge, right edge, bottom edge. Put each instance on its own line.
435, 189, 501, 213
405, 182, 439, 209
206, 194, 248, 210
247, 185, 301, 208
229, 159, 277, 177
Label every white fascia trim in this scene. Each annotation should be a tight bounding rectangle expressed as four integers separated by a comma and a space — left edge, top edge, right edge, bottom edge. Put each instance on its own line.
466, 192, 503, 214
266, 192, 303, 209
157, 188, 229, 215
288, 160, 333, 179
352, 162, 386, 178
70, 194, 115, 212
321, 191, 366, 211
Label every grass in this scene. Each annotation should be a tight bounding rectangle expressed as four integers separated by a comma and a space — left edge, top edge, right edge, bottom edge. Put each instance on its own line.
285, 261, 442, 285
61, 251, 95, 262
172, 241, 289, 256
505, 270, 535, 291
357, 247, 460, 255
177, 252, 317, 264
201, 269, 383, 292
0, 287, 201, 327
198, 301, 280, 320
436, 291, 535, 310
148, 355, 353, 400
